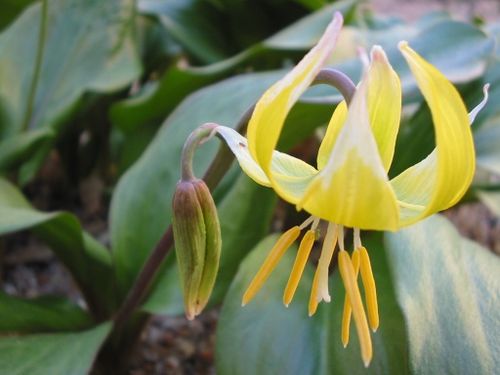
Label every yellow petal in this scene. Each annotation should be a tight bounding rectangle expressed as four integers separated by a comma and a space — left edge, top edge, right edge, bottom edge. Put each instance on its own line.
317, 46, 401, 172
366, 46, 402, 171
316, 100, 348, 170
216, 126, 317, 201
299, 79, 399, 230
247, 13, 343, 194
391, 42, 475, 226
216, 126, 270, 186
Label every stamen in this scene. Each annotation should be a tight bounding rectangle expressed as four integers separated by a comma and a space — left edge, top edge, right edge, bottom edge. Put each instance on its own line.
311, 217, 321, 231
338, 225, 345, 251
338, 250, 372, 367
359, 246, 379, 331
316, 223, 338, 303
299, 216, 315, 230
242, 226, 300, 306
341, 249, 360, 347
353, 227, 362, 250
308, 269, 320, 316
283, 230, 316, 306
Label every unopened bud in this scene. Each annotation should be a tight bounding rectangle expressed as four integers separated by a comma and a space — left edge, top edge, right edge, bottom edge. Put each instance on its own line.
172, 178, 221, 320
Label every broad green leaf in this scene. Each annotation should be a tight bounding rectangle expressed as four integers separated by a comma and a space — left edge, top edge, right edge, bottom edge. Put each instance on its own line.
0, 0, 141, 177
216, 233, 409, 374
216, 236, 320, 375
210, 174, 277, 302
385, 215, 500, 374
0, 178, 115, 318
0, 293, 92, 333
0, 322, 111, 375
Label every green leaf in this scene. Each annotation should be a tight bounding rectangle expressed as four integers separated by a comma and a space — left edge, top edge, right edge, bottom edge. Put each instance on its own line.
0, 178, 115, 318
385, 215, 500, 374
0, 0, 141, 176
0, 322, 111, 375
216, 233, 409, 375
211, 174, 277, 301
216, 235, 320, 375
0, 293, 92, 333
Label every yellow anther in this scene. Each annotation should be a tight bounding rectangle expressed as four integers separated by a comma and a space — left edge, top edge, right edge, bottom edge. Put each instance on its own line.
242, 226, 300, 306
283, 230, 315, 306
338, 250, 372, 367
359, 246, 379, 331
308, 269, 320, 316
341, 248, 360, 347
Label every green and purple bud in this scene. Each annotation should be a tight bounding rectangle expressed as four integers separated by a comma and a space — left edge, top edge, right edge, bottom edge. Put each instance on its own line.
172, 178, 221, 320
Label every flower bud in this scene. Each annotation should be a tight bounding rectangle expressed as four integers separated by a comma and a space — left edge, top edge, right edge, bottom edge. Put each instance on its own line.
172, 178, 221, 320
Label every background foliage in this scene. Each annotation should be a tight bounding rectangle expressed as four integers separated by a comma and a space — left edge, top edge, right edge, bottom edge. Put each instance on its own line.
0, 0, 498, 373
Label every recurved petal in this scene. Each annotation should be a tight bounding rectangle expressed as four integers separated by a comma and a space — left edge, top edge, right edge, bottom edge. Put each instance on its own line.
366, 46, 402, 171
391, 42, 475, 226
316, 46, 401, 172
216, 126, 318, 202
247, 12, 343, 176
299, 79, 399, 231
216, 126, 270, 186
317, 100, 348, 170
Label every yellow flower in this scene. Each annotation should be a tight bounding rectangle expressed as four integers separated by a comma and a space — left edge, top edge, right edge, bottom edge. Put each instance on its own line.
213, 12, 488, 366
